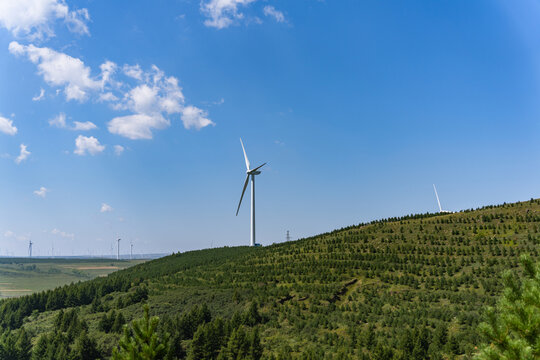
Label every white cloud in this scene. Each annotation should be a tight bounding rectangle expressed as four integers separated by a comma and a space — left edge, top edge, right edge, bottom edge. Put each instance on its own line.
123, 64, 143, 80
51, 228, 74, 239
98, 92, 118, 102
33, 186, 48, 198
0, 0, 89, 39
100, 203, 112, 213
107, 65, 211, 139
15, 144, 30, 164
263, 5, 285, 22
4, 230, 29, 242
64, 8, 89, 35
114, 145, 124, 156
9, 43, 213, 139
201, 0, 256, 29
49, 113, 97, 130
181, 106, 214, 130
74, 135, 105, 155
9, 41, 101, 102
100, 60, 117, 87
108, 114, 169, 140
49, 112, 66, 128
32, 88, 45, 101
0, 116, 18, 135
0, 0, 87, 40
72, 121, 97, 131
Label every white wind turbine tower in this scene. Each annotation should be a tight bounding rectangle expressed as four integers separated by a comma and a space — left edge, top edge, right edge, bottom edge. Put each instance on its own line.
28, 240, 33, 258
130, 242, 133, 260
117, 238, 121, 260
433, 184, 452, 213
236, 139, 266, 247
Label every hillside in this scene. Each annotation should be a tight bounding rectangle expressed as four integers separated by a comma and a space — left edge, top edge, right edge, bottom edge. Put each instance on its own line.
1, 199, 539, 359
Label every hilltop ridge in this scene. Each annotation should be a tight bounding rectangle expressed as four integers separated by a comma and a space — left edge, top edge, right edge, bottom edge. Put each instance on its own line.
1, 198, 539, 359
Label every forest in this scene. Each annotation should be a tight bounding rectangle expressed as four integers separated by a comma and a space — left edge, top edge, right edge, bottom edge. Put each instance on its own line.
0, 199, 539, 359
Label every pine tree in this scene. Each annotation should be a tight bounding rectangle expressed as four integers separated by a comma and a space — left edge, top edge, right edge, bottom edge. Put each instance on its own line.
165, 332, 185, 360
15, 329, 32, 360
1, 331, 18, 360
475, 254, 540, 359
113, 305, 169, 360
31, 335, 49, 360
220, 326, 250, 359
249, 328, 263, 360
71, 331, 101, 360
112, 312, 127, 334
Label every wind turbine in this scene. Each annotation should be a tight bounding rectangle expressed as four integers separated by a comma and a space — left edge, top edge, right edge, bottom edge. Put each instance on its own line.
236, 139, 266, 247
433, 184, 452, 213
117, 238, 121, 260
130, 242, 133, 260
28, 240, 33, 258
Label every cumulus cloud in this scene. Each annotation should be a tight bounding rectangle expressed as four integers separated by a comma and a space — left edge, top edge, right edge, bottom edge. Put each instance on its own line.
181, 106, 214, 130
4, 230, 29, 242
49, 113, 97, 130
64, 8, 89, 35
51, 228, 74, 239
98, 92, 118, 102
33, 186, 48, 198
72, 121, 97, 131
15, 144, 30, 164
100, 60, 117, 87
263, 5, 285, 22
74, 135, 104, 155
10, 44, 213, 139
108, 114, 168, 140
0, 116, 18, 135
32, 88, 45, 101
114, 145, 125, 156
9, 41, 101, 102
123, 64, 143, 80
49, 112, 66, 128
107, 65, 213, 139
201, 0, 256, 29
100, 203, 112, 213
0, 0, 90, 39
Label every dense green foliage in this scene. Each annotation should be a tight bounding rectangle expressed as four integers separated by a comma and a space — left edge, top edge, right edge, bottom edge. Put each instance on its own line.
1, 199, 540, 358
113, 304, 168, 360
475, 254, 540, 359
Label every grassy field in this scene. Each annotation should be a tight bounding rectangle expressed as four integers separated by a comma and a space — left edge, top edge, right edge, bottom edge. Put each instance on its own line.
0, 258, 145, 298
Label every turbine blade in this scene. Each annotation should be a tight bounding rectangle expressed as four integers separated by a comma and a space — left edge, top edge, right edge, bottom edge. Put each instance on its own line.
236, 174, 250, 216
433, 184, 442, 212
240, 138, 250, 171
250, 162, 266, 172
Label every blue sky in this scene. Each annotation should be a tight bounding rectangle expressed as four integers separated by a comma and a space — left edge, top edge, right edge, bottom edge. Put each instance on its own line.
0, 0, 539, 256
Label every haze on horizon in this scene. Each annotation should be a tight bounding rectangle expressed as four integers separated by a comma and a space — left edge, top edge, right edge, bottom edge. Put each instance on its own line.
0, 0, 539, 256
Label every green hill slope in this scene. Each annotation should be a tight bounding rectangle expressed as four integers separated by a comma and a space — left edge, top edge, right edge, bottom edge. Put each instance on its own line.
1, 199, 540, 359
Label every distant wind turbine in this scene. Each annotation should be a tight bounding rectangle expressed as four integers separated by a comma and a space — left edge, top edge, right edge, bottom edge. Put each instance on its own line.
28, 240, 33, 258
433, 184, 452, 213
117, 238, 121, 260
236, 139, 266, 247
